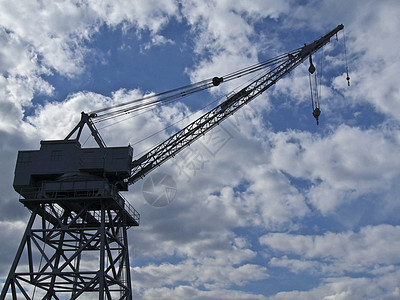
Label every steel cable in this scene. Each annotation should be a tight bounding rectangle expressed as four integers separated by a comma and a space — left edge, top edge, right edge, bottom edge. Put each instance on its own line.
90, 49, 301, 122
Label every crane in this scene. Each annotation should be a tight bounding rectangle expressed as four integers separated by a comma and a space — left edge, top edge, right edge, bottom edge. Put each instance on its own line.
1, 24, 344, 300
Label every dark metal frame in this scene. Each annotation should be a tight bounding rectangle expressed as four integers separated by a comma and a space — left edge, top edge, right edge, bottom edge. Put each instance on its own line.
1, 192, 138, 299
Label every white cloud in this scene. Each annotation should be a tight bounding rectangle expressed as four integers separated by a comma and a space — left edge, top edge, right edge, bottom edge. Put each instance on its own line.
267, 125, 400, 214
338, 1, 400, 120
0, 1, 97, 76
88, 0, 178, 33
139, 285, 268, 300
0, 0, 181, 133
133, 253, 269, 298
269, 272, 400, 300
260, 224, 400, 274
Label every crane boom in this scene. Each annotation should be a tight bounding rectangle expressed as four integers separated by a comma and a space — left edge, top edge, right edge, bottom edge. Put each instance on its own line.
128, 24, 344, 185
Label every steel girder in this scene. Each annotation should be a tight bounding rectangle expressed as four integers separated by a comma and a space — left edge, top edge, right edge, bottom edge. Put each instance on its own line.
1, 200, 133, 300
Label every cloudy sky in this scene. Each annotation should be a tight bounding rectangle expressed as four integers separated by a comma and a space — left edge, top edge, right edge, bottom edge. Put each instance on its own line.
1, 0, 400, 299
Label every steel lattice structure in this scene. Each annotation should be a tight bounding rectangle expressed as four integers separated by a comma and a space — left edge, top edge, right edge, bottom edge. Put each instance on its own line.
1, 182, 139, 299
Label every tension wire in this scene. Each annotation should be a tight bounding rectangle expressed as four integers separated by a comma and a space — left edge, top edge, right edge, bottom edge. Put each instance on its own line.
343, 28, 350, 86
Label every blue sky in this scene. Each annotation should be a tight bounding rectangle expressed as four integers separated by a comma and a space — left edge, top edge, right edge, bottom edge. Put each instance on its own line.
1, 1, 400, 299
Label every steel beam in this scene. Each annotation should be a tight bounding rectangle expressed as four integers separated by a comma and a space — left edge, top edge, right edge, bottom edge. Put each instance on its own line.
1, 198, 133, 300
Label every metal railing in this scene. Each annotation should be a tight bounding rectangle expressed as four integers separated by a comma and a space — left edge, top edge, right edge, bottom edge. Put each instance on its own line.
18, 184, 140, 225
118, 191, 140, 224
